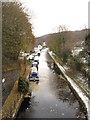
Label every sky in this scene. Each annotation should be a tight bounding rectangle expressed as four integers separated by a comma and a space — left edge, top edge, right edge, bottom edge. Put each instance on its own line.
20, 0, 89, 37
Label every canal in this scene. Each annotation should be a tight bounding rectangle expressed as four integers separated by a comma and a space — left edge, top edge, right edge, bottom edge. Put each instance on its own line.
16, 48, 86, 119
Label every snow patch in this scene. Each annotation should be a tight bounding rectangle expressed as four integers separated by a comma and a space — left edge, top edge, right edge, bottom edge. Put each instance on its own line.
49, 50, 90, 120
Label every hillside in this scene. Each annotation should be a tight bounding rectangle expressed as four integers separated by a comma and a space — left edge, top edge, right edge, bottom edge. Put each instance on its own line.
35, 34, 49, 45
36, 29, 89, 94
36, 29, 87, 50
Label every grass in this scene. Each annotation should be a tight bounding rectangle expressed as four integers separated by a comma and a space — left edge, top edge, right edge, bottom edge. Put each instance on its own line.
2, 59, 22, 73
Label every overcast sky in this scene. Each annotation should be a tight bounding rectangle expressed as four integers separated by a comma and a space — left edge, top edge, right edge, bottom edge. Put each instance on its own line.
20, 0, 89, 37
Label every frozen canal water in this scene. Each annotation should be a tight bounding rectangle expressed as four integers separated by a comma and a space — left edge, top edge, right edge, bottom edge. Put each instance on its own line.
16, 48, 86, 119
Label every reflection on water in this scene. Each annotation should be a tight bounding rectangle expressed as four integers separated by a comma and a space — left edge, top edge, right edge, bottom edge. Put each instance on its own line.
16, 48, 86, 119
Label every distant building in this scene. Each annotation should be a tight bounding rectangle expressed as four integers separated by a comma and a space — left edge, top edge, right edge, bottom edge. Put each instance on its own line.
38, 44, 42, 50
43, 42, 47, 47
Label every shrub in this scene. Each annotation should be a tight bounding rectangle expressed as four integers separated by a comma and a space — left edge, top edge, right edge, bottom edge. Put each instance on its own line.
82, 69, 87, 77
76, 61, 82, 71
70, 56, 82, 71
18, 76, 29, 94
61, 49, 71, 64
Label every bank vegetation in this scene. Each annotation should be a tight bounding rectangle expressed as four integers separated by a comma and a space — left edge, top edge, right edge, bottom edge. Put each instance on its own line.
2, 2, 35, 73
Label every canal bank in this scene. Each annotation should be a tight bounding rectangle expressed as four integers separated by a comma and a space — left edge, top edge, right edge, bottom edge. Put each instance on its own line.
48, 50, 90, 120
1, 62, 31, 119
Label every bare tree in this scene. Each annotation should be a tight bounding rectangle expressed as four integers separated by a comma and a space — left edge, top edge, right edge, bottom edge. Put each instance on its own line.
58, 25, 68, 33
